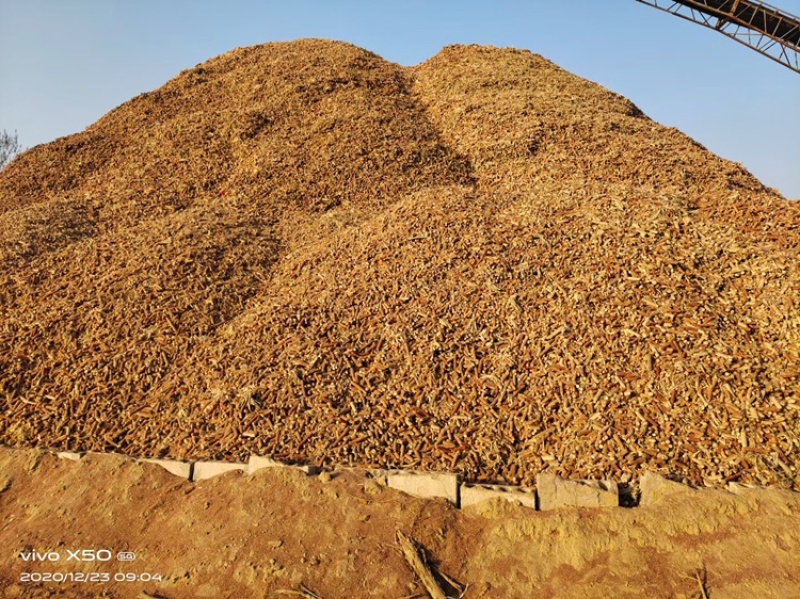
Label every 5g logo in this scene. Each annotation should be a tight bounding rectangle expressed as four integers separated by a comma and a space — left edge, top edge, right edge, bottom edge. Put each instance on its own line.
116, 551, 136, 562
66, 549, 113, 562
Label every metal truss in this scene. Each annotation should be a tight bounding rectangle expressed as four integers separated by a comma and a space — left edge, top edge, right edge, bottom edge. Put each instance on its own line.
636, 0, 800, 74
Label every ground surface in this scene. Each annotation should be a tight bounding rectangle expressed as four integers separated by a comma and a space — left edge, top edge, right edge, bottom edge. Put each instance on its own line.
1, 448, 799, 599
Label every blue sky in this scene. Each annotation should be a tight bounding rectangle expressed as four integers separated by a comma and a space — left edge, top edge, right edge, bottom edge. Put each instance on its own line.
1, 0, 798, 197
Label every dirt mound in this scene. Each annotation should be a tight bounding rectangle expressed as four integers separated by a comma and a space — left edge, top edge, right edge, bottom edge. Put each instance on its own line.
0, 40, 798, 491
2, 448, 800, 599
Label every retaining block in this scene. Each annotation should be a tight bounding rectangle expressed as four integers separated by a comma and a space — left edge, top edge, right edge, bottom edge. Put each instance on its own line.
247, 455, 282, 474
639, 473, 693, 506
386, 471, 459, 504
727, 481, 758, 495
56, 452, 83, 461
248, 455, 316, 475
191, 461, 247, 482
141, 458, 192, 479
460, 484, 537, 509
536, 473, 618, 510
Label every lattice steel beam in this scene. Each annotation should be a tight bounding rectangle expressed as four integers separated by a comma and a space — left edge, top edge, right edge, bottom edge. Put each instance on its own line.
636, 0, 800, 73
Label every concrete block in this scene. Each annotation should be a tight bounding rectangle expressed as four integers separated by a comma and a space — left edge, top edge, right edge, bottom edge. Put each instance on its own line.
727, 481, 757, 495
460, 484, 537, 510
141, 458, 192, 479
639, 472, 693, 506
56, 452, 83, 461
248, 455, 316, 475
386, 471, 459, 504
191, 461, 247, 482
247, 455, 282, 474
536, 473, 618, 510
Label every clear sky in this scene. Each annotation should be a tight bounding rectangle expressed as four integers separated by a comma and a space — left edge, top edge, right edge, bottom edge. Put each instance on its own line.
1, 0, 798, 198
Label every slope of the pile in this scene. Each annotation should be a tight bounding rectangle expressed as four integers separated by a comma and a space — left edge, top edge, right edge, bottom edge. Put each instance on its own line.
0, 41, 798, 491
140, 45, 799, 489
412, 45, 800, 252
0, 39, 470, 262
0, 39, 471, 452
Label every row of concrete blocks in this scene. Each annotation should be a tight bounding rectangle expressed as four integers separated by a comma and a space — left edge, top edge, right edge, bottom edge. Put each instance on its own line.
56, 451, 754, 510
56, 452, 314, 483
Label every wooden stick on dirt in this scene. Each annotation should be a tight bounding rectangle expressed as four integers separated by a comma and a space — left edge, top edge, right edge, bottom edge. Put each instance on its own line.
694, 570, 710, 599
396, 531, 447, 599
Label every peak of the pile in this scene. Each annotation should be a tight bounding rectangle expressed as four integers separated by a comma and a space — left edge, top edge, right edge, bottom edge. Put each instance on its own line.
0, 36, 473, 228
421, 42, 554, 63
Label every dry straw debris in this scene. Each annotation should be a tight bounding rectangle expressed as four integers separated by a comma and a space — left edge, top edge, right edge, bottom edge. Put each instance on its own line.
1, 40, 798, 490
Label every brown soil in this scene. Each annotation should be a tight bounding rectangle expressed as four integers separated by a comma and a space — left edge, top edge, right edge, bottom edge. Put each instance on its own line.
1, 448, 799, 599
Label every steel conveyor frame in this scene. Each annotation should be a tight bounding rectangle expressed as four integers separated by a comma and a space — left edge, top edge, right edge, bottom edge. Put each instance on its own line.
636, 0, 800, 73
